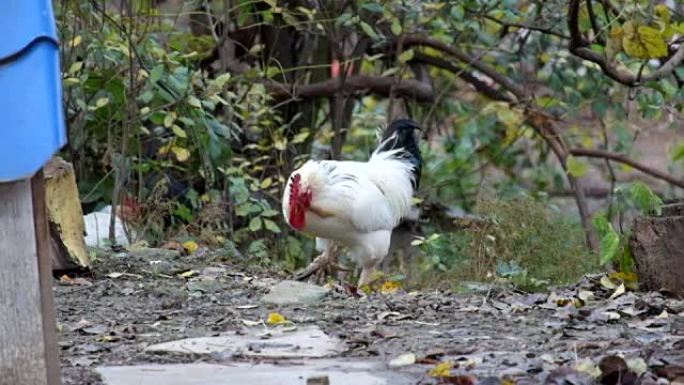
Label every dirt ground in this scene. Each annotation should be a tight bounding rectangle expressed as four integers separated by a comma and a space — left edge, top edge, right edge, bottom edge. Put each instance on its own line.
57, 247, 684, 385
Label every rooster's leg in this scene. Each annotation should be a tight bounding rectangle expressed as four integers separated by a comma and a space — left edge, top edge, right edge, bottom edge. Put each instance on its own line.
294, 240, 349, 283
358, 264, 378, 287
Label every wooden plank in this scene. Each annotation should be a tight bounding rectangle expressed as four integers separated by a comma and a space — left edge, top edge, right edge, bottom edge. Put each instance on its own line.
32, 170, 62, 385
0, 179, 49, 385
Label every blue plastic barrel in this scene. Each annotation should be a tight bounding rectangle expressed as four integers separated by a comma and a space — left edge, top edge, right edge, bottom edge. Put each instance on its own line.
0, 0, 67, 182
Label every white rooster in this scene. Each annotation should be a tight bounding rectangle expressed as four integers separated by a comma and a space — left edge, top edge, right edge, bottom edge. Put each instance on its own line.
282, 119, 422, 287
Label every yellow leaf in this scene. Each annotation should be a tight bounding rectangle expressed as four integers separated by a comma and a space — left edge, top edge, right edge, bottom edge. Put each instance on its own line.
429, 361, 454, 377
274, 137, 287, 151
68, 61, 83, 75
164, 112, 176, 128
266, 312, 287, 325
260, 178, 273, 189
171, 146, 190, 162
171, 124, 187, 138
380, 280, 400, 294
566, 155, 589, 178
158, 143, 171, 155
609, 271, 638, 285
69, 35, 83, 48
177, 270, 198, 278
655, 4, 671, 25
606, 26, 624, 61
398, 49, 415, 64
622, 21, 668, 59
182, 240, 199, 254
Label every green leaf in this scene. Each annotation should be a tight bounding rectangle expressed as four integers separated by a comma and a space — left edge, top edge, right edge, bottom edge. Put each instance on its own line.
171, 124, 187, 138
187, 95, 202, 109
450, 5, 465, 20
264, 219, 281, 233
235, 204, 251, 217
361, 3, 384, 13
149, 65, 164, 84
566, 156, 589, 178
291, 131, 310, 144
359, 21, 379, 40
94, 97, 110, 109
592, 212, 611, 238
391, 19, 402, 36
629, 181, 663, 215
398, 49, 415, 64
249, 217, 263, 232
671, 141, 684, 161
600, 228, 620, 266
261, 209, 280, 217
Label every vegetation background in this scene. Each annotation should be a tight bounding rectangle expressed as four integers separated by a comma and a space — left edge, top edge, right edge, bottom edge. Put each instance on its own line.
55, 0, 684, 289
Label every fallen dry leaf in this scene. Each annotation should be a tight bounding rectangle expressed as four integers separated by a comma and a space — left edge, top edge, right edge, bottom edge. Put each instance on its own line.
429, 361, 454, 377
609, 284, 626, 300
266, 312, 287, 325
177, 270, 198, 279
600, 276, 617, 290
380, 280, 401, 294
182, 240, 199, 254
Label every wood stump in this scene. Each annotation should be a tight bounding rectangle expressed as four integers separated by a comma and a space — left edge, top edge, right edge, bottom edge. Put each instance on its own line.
630, 200, 684, 296
44, 156, 90, 272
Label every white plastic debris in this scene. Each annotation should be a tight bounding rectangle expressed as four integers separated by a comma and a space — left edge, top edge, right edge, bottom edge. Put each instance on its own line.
83, 205, 129, 247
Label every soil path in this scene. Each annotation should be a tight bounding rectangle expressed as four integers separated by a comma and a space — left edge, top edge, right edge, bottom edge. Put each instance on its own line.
57, 249, 684, 384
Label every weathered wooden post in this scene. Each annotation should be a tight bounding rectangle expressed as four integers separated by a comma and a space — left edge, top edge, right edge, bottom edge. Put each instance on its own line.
0, 1, 66, 384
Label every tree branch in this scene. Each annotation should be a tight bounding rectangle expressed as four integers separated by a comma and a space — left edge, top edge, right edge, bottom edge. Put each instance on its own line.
586, 0, 606, 45
569, 148, 684, 189
568, 0, 684, 86
483, 14, 570, 40
266, 75, 434, 102
412, 52, 512, 102
397, 35, 528, 101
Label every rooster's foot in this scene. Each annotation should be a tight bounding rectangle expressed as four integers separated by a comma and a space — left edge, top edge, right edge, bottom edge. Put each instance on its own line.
294, 253, 350, 284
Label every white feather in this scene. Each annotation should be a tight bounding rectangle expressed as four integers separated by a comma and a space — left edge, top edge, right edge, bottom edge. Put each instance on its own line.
282, 146, 417, 268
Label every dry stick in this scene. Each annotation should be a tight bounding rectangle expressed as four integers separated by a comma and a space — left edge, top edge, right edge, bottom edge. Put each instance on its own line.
586, 0, 606, 45
569, 148, 684, 189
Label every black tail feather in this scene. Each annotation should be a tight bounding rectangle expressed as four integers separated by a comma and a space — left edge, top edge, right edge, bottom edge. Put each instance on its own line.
375, 119, 423, 189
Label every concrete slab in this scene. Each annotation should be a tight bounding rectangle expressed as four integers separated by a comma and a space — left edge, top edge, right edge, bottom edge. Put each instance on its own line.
145, 325, 343, 358
261, 280, 329, 305
97, 360, 416, 385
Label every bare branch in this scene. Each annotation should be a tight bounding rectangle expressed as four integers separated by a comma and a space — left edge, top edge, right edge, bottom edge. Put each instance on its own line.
586, 0, 606, 45
266, 75, 434, 102
569, 148, 684, 189
412, 53, 512, 102
397, 35, 528, 100
483, 14, 570, 40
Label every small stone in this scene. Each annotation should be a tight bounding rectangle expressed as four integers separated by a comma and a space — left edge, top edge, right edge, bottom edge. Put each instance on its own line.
261, 280, 329, 305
